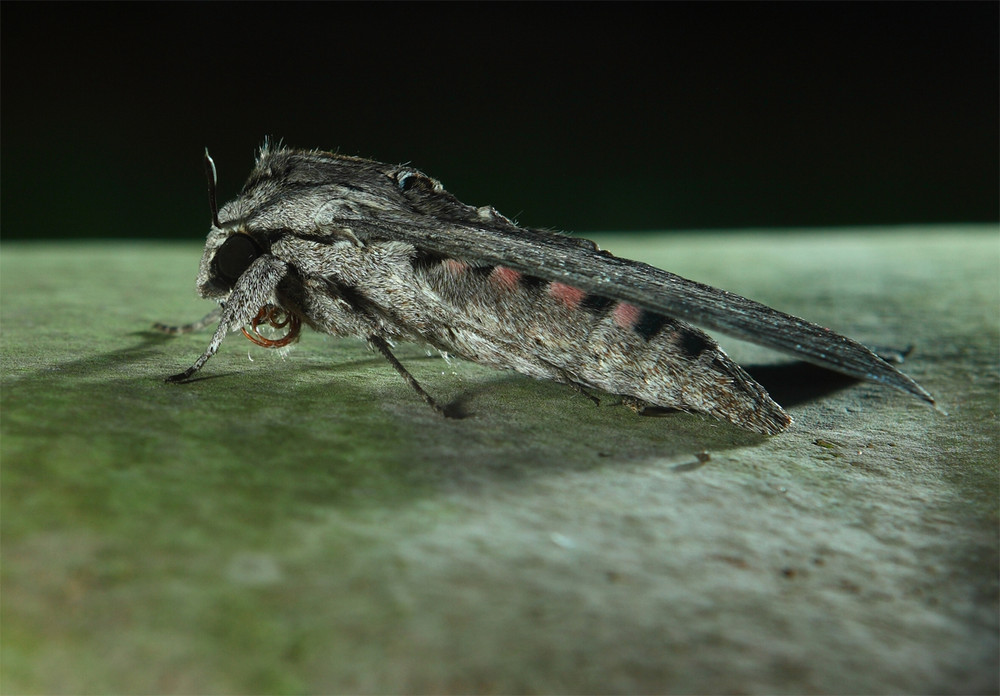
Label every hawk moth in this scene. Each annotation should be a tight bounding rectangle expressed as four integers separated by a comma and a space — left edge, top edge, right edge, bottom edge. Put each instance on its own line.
158, 144, 934, 435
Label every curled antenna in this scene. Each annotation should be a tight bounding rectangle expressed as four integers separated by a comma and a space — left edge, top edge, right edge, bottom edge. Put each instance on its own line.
204, 148, 222, 229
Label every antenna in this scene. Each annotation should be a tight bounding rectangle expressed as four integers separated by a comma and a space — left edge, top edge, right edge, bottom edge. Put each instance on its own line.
204, 148, 222, 229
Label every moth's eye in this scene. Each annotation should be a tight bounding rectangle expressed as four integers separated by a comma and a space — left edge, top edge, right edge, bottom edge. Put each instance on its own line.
397, 172, 419, 191
397, 171, 434, 192
212, 233, 262, 288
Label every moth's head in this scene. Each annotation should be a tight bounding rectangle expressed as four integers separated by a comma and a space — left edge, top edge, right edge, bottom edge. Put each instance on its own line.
194, 149, 268, 299
191, 143, 502, 299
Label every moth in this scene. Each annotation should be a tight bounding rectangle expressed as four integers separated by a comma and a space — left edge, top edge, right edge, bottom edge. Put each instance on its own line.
157, 143, 934, 435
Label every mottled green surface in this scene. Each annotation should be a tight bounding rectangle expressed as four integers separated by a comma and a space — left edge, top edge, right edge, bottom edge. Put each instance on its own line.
2, 227, 997, 694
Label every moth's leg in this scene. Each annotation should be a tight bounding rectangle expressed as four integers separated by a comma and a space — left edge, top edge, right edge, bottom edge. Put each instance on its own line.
153, 307, 223, 335
549, 365, 601, 406
532, 358, 601, 406
621, 395, 650, 414
164, 319, 231, 382
165, 257, 288, 383
369, 335, 447, 417
565, 380, 601, 406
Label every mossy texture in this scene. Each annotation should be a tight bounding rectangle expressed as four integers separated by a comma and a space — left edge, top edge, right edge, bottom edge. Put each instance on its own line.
2, 227, 997, 694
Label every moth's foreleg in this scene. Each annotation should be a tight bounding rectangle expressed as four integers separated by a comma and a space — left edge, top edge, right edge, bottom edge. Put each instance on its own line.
153, 307, 223, 335
369, 335, 447, 417
165, 256, 289, 383
165, 319, 230, 382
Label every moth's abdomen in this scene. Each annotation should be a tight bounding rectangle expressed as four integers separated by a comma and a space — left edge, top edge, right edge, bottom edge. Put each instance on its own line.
421, 259, 791, 435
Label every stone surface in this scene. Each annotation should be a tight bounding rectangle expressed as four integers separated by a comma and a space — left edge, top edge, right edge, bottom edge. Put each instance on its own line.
2, 227, 997, 694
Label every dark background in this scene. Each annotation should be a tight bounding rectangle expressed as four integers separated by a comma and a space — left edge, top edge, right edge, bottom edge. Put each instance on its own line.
3, 2, 997, 240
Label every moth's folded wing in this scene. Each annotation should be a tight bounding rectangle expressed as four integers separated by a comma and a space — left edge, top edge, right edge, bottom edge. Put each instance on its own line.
360, 217, 934, 406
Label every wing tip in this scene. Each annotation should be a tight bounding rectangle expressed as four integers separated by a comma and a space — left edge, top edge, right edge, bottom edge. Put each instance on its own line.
879, 363, 937, 410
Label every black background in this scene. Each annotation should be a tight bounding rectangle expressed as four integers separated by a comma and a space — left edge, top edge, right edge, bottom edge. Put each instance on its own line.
3, 2, 997, 240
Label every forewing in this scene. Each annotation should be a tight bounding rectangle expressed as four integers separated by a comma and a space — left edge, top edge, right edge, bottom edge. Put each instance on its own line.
354, 183, 933, 405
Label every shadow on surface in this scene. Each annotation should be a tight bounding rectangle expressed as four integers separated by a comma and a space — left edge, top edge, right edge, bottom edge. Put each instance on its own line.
2, 330, 778, 496
747, 360, 859, 408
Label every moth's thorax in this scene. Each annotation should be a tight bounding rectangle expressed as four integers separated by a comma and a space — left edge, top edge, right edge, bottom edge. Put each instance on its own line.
271, 238, 418, 295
